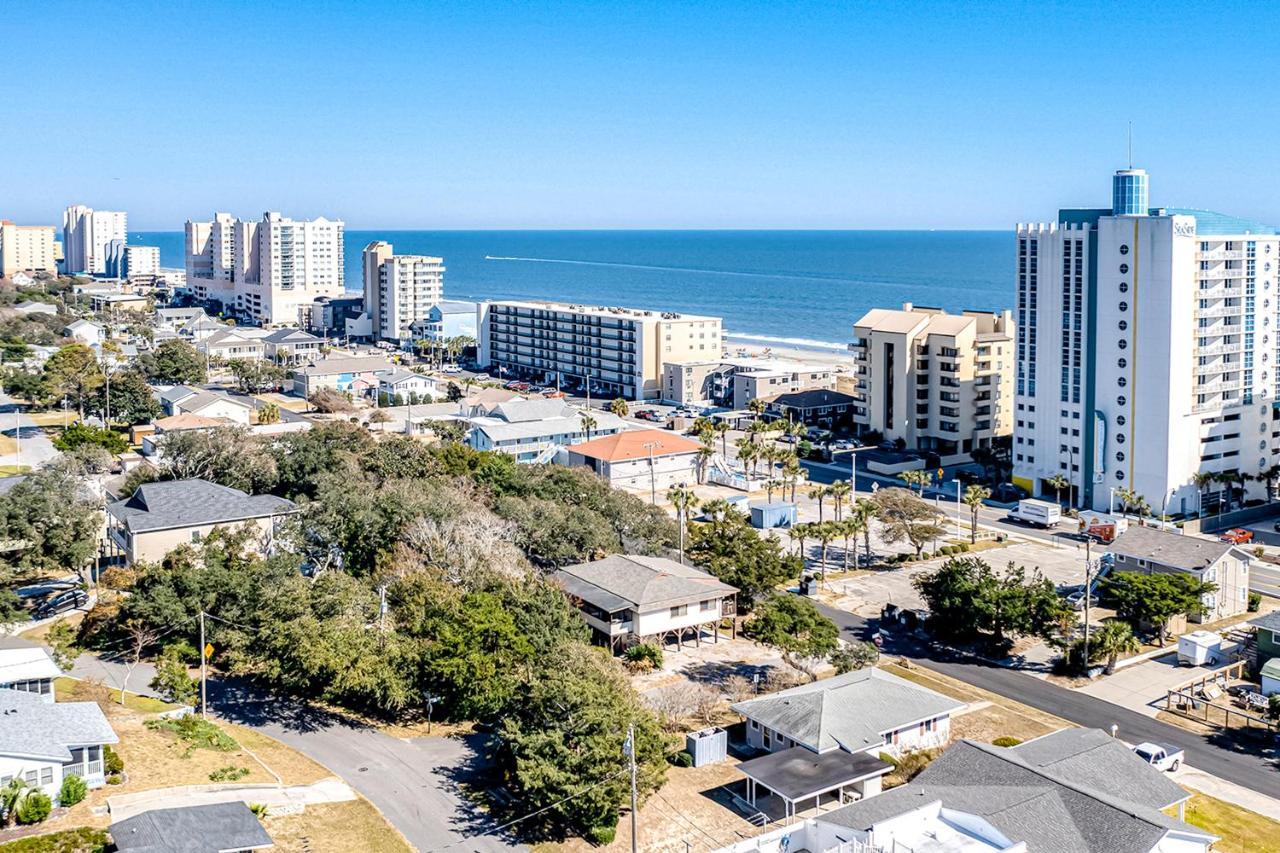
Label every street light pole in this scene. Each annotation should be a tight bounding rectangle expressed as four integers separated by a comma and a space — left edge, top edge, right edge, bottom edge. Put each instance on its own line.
1083, 538, 1093, 671
644, 441, 659, 505
953, 478, 962, 540
626, 724, 639, 853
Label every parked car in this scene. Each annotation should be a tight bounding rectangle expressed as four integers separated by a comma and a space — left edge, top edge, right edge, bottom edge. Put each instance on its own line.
1064, 590, 1098, 610
32, 589, 89, 620
634, 409, 659, 421
1218, 528, 1253, 545
777, 434, 799, 444
831, 439, 856, 451
990, 483, 1030, 503
473, 373, 490, 381
442, 364, 462, 374
1131, 742, 1183, 772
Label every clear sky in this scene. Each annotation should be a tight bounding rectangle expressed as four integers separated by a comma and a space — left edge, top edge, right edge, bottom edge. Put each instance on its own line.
6, 1, 1280, 230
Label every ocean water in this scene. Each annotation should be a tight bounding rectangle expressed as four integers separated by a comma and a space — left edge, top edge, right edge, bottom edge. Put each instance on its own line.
132, 230, 1011, 349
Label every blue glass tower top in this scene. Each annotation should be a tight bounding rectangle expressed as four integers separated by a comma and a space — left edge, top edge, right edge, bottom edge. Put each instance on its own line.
1112, 169, 1149, 216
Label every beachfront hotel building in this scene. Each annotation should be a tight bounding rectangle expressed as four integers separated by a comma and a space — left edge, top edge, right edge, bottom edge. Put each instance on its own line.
477, 300, 723, 400
849, 303, 1014, 455
662, 356, 836, 409
0, 221, 57, 278
361, 241, 445, 345
1012, 167, 1280, 515
62, 205, 126, 275
185, 212, 345, 325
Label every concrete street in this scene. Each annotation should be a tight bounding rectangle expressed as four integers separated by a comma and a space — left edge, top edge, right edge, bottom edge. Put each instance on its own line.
811, 599, 1280, 795
0, 391, 57, 469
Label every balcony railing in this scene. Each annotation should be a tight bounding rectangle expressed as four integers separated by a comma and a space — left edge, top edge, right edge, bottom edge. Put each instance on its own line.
1193, 305, 1243, 319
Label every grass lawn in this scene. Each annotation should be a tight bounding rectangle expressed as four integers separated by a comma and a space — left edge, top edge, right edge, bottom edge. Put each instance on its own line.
264, 800, 413, 853
21, 412, 69, 428
0, 465, 31, 475
0, 827, 108, 851
0, 435, 17, 455
54, 677, 175, 714
1182, 793, 1280, 853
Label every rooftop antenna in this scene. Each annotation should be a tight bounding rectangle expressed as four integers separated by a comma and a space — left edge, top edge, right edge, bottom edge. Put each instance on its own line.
1127, 121, 1133, 169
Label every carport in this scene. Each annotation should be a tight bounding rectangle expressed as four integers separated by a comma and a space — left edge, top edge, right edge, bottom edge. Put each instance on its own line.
736, 746, 892, 822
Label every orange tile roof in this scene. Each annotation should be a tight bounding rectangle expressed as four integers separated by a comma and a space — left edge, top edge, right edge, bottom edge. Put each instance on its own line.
570, 429, 704, 463
153, 413, 234, 432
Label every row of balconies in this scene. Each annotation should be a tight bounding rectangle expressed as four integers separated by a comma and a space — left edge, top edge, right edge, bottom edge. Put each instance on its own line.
1197, 250, 1246, 262
1193, 304, 1243, 319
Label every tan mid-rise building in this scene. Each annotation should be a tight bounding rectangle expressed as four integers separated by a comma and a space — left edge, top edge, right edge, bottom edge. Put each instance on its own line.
850, 303, 1014, 455
0, 221, 57, 278
478, 300, 722, 400
662, 357, 837, 409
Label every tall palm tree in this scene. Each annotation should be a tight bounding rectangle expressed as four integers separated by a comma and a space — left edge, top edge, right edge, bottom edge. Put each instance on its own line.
701, 497, 733, 522
748, 397, 766, 422
838, 517, 856, 572
1092, 620, 1141, 675
962, 484, 991, 543
815, 521, 839, 581
1115, 487, 1138, 518
808, 484, 830, 522
1047, 473, 1070, 507
853, 497, 877, 567
783, 456, 805, 502
785, 418, 808, 445
788, 523, 812, 576
714, 421, 731, 457
579, 410, 598, 440
1191, 470, 1214, 515
1261, 465, 1280, 503
667, 484, 698, 564
829, 480, 852, 521
764, 478, 784, 502
695, 444, 714, 484
735, 437, 758, 476
746, 419, 771, 445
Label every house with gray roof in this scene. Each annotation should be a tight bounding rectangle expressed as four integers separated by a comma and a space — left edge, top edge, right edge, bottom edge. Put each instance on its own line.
0, 687, 118, 801
153, 306, 207, 332
467, 400, 626, 462
375, 368, 441, 402
111, 802, 274, 852
555, 555, 737, 652
262, 327, 322, 363
106, 479, 297, 565
729, 733, 1215, 853
159, 386, 254, 425
1108, 526, 1251, 622
0, 646, 62, 703
1249, 609, 1280, 665
412, 299, 478, 342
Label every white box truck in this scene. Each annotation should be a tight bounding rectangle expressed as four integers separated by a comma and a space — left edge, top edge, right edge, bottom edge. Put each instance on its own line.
1008, 499, 1062, 528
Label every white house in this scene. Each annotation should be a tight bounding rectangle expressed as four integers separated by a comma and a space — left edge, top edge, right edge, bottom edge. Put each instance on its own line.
467, 399, 626, 463
375, 368, 440, 402
0, 688, 118, 801
561, 428, 703, 493
262, 328, 323, 364
158, 386, 254, 425
63, 319, 105, 345
153, 307, 207, 332
0, 646, 61, 704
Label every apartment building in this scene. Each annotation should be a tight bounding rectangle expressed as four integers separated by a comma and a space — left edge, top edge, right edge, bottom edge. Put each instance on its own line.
850, 303, 1013, 455
185, 212, 344, 325
661, 356, 836, 409
0, 221, 57, 277
361, 242, 445, 345
478, 300, 722, 400
1013, 168, 1280, 514
104, 241, 160, 279
62, 205, 126, 275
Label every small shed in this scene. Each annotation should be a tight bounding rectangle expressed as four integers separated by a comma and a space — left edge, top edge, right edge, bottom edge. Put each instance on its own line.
1262, 658, 1280, 697
685, 727, 727, 767
750, 501, 796, 529
726, 495, 751, 515
1178, 630, 1222, 667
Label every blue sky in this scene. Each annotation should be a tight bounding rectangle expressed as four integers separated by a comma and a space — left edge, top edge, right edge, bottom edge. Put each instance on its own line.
5, 1, 1279, 229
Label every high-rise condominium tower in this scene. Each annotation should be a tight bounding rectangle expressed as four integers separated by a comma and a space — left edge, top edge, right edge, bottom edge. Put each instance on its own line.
1013, 168, 1280, 516
62, 205, 126, 275
185, 212, 344, 326
362, 241, 445, 345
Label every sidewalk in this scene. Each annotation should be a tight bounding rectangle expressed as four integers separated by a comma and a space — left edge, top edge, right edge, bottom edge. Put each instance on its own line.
106, 776, 356, 820
1174, 764, 1280, 821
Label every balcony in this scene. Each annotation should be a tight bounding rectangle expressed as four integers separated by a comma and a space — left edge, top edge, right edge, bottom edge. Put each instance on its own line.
1193, 304, 1243, 319
1194, 360, 1241, 375
1196, 379, 1244, 396
1197, 250, 1246, 262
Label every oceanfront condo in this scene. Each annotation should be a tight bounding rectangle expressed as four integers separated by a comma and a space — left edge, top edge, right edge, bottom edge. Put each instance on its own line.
1013, 168, 1280, 515
361, 241, 445, 345
477, 300, 723, 400
62, 205, 126, 275
185, 212, 345, 325
850, 303, 1014, 455
0, 221, 57, 277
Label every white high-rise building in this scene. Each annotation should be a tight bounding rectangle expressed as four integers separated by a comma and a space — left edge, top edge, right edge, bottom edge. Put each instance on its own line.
62, 205, 126, 275
362, 241, 445, 345
1013, 168, 1280, 516
185, 212, 344, 325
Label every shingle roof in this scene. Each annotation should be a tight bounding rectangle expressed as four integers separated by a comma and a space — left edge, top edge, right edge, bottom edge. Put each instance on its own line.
294, 356, 394, 376
569, 429, 703, 462
0, 647, 61, 684
176, 391, 253, 415
111, 802, 274, 852
106, 479, 296, 533
763, 389, 858, 409
1249, 610, 1280, 634
730, 668, 965, 752
492, 398, 578, 423
159, 385, 199, 406
1010, 728, 1187, 810
1108, 526, 1237, 572
555, 555, 737, 612
153, 413, 235, 432
819, 739, 1213, 853
377, 368, 430, 385
0, 688, 117, 762
263, 328, 320, 344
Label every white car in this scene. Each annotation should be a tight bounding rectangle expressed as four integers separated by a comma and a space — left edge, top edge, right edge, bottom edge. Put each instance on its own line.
1132, 742, 1183, 772
442, 364, 462, 374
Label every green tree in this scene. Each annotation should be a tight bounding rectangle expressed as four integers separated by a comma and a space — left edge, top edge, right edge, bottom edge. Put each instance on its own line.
1104, 571, 1216, 645
1046, 474, 1070, 506
873, 487, 944, 558
962, 484, 991, 544
578, 409, 597, 440
42, 343, 102, 418
666, 483, 697, 564
142, 339, 207, 385
0, 466, 101, 574
52, 422, 128, 454
745, 593, 838, 678
57, 774, 87, 807
256, 402, 281, 425
2, 368, 48, 406
830, 640, 879, 673
687, 510, 800, 611
898, 469, 932, 494
1091, 619, 1141, 675
45, 620, 81, 670
91, 368, 161, 425
156, 426, 279, 495
150, 644, 199, 706
228, 359, 285, 393
608, 397, 629, 417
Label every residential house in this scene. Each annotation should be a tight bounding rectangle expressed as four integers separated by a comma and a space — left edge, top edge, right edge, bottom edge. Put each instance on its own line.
466, 398, 626, 462
198, 328, 267, 362
0, 646, 61, 703
160, 386, 253, 425
153, 306, 207, 333
1249, 610, 1280, 671
729, 668, 964, 819
554, 554, 738, 652
105, 479, 297, 564
375, 368, 441, 402
111, 802, 274, 852
1108, 526, 1251, 623
90, 292, 150, 314
12, 301, 56, 317
141, 413, 237, 458
562, 429, 704, 493
178, 314, 228, 342
413, 299, 478, 343
0, 688, 118, 800
723, 729, 1213, 853
662, 357, 837, 410
63, 319, 105, 345
762, 389, 859, 429
262, 328, 323, 364
291, 355, 397, 398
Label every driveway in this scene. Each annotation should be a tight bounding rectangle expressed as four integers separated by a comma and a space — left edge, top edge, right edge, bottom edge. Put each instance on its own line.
207, 678, 522, 853
0, 392, 57, 469
1075, 653, 1226, 717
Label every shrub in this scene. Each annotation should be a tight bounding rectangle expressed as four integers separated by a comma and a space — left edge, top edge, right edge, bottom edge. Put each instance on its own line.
623, 644, 663, 670
667, 751, 693, 767
103, 744, 124, 775
57, 774, 87, 807
991, 736, 1023, 747
208, 765, 250, 783
958, 543, 970, 552
1248, 591, 1262, 612
0, 827, 110, 851
586, 822, 618, 845
248, 803, 269, 819
14, 791, 52, 825
145, 715, 238, 753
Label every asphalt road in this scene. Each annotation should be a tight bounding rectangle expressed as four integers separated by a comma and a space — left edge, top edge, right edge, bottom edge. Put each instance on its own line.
812, 600, 1280, 795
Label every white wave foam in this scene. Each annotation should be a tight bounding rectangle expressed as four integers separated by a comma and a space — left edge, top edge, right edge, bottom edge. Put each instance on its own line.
723, 331, 847, 352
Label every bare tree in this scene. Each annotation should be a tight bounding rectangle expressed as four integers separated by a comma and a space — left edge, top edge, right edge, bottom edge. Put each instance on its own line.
119, 620, 161, 706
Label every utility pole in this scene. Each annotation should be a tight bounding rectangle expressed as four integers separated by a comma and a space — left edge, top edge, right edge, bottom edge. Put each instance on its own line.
1083, 538, 1092, 670
644, 442, 659, 505
378, 585, 388, 647
625, 723, 638, 853
199, 610, 207, 719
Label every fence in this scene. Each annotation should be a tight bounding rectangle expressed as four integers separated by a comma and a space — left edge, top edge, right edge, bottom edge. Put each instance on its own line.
1163, 660, 1278, 734
1193, 503, 1280, 534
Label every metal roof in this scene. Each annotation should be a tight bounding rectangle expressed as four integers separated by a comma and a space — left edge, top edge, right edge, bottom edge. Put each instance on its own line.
737, 746, 890, 801
555, 555, 737, 611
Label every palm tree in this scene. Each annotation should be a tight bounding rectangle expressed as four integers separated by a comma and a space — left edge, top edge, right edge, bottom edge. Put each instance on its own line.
748, 397, 766, 422
808, 484, 830, 522
257, 402, 281, 425
1191, 470, 1214, 515
785, 419, 807, 446
783, 456, 805, 502
714, 421, 731, 457
788, 522, 813, 575
1132, 494, 1152, 524
667, 484, 698, 564
701, 497, 733, 522
579, 410, 598, 440
746, 419, 771, 445
1047, 473, 1070, 507
815, 521, 839, 581
609, 397, 629, 417
853, 497, 877, 567
1115, 487, 1138, 518
962, 484, 991, 544
1093, 620, 1141, 675
1261, 465, 1280, 503
829, 480, 852, 521
899, 469, 932, 495
764, 478, 784, 502
695, 444, 714, 484
735, 437, 758, 476
838, 517, 856, 572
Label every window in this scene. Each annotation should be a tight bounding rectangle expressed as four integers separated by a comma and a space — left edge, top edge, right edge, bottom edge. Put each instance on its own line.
39, 768, 52, 785
749, 720, 760, 731
700, 599, 715, 612
670, 604, 687, 617
1119, 263, 1129, 274
1120, 245, 1129, 255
